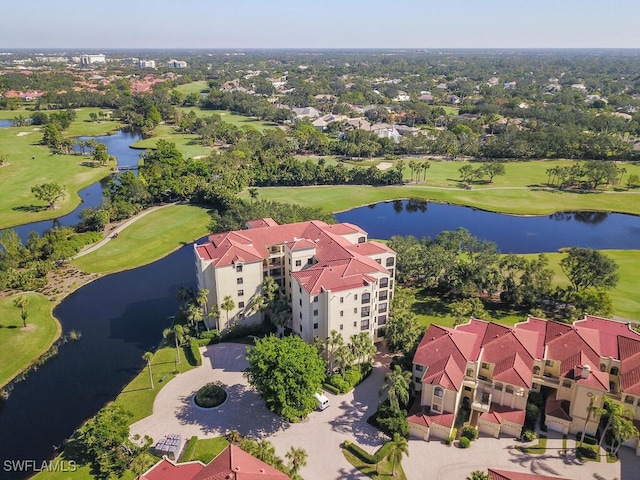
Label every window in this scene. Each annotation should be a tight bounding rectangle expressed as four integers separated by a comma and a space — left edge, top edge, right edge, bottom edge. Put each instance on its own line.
466, 369, 473, 377
379, 291, 388, 301
295, 259, 301, 267
236, 277, 243, 284
432, 404, 440, 412
464, 386, 472, 392
271, 268, 281, 276
237, 289, 244, 297
313, 295, 319, 303
434, 387, 443, 397
611, 366, 619, 375
377, 315, 387, 325
340, 297, 344, 303
362, 293, 370, 304
415, 365, 424, 371
236, 264, 243, 272
379, 278, 388, 288
389, 269, 394, 277
313, 323, 318, 329
610, 381, 616, 391
481, 362, 489, 369
376, 258, 381, 264
299, 286, 302, 293
533, 366, 541, 375
299, 324, 302, 332
299, 312, 302, 319
307, 257, 313, 265
415, 376, 421, 383
238, 301, 245, 308
562, 380, 571, 388
339, 324, 343, 330
358, 236, 365, 243
354, 308, 357, 314
361, 319, 370, 330
506, 386, 514, 394
340, 311, 344, 317
545, 360, 553, 367
354, 294, 358, 300
299, 299, 302, 306
600, 363, 606, 372
313, 309, 318, 316
353, 321, 357, 327
361, 306, 370, 317
378, 303, 387, 313
386, 257, 395, 267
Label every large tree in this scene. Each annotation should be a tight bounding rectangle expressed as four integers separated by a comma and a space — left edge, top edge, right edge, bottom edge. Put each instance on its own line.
387, 433, 409, 477
560, 247, 618, 292
31, 182, 66, 209
244, 335, 325, 421
379, 365, 411, 414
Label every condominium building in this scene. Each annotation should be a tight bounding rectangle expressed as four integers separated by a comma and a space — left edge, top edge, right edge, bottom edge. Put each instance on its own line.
167, 59, 187, 68
409, 315, 640, 455
80, 54, 106, 65
193, 219, 396, 343
138, 59, 156, 69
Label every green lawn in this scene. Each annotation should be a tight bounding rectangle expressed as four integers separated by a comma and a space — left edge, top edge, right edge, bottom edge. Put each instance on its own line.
249, 179, 640, 216
114, 344, 196, 423
72, 204, 213, 274
516, 435, 548, 454
0, 109, 122, 229
187, 437, 229, 464
342, 447, 406, 480
177, 106, 278, 131
175, 81, 210, 95
0, 293, 60, 388
130, 124, 213, 158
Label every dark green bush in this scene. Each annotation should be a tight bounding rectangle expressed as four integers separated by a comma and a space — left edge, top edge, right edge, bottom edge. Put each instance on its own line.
322, 383, 341, 395
194, 382, 227, 408
577, 445, 598, 460
521, 429, 537, 442
186, 339, 202, 366
458, 437, 471, 448
195, 329, 221, 346
461, 426, 478, 441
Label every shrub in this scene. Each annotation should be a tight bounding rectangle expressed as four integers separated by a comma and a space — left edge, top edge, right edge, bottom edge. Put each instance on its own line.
445, 428, 457, 446
521, 429, 537, 442
458, 437, 471, 448
221, 322, 273, 341
186, 339, 202, 366
326, 374, 350, 393
461, 426, 478, 441
322, 383, 341, 395
195, 329, 221, 346
377, 415, 408, 437
577, 445, 598, 460
194, 382, 227, 408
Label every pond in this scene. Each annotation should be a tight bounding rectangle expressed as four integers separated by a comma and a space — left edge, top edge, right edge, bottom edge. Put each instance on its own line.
11, 129, 142, 242
0, 119, 14, 128
334, 199, 640, 253
0, 241, 196, 480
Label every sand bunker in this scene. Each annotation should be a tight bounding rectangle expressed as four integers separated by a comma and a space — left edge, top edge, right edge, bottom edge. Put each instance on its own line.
377, 162, 393, 171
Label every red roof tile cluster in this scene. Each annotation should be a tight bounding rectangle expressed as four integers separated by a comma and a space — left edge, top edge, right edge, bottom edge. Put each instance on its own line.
196, 219, 393, 294
488, 468, 568, 480
407, 407, 456, 429
139, 458, 205, 480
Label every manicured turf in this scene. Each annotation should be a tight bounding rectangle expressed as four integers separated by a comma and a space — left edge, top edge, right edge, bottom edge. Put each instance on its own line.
189, 437, 230, 464
248, 178, 640, 216
342, 447, 407, 480
72, 204, 214, 274
130, 124, 213, 158
0, 293, 60, 388
0, 109, 122, 229
177, 106, 278, 131
114, 345, 195, 423
175, 81, 210, 95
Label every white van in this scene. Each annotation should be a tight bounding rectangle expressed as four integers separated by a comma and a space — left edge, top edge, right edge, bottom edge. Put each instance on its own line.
314, 393, 330, 411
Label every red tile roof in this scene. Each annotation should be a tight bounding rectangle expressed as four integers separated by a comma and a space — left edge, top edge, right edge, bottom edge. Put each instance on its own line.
490, 404, 526, 426
139, 458, 205, 480
574, 315, 640, 359
488, 468, 568, 480
407, 408, 456, 428
192, 445, 290, 480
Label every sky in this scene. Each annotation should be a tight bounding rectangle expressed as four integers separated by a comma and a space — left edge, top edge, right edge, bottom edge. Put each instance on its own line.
1, 0, 639, 50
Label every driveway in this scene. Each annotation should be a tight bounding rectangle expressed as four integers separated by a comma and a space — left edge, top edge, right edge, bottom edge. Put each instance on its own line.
129, 343, 391, 480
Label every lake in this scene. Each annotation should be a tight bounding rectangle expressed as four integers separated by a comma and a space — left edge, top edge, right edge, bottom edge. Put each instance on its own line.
335, 199, 640, 253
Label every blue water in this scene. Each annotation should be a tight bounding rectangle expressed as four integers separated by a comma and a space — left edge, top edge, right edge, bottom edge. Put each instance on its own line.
0, 119, 14, 128
335, 200, 640, 253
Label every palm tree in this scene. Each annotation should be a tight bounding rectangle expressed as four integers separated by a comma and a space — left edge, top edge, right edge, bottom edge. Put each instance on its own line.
285, 446, 307, 477
221, 296, 235, 328
421, 161, 431, 181
387, 433, 409, 477
143, 351, 154, 390
351, 331, 376, 365
194, 288, 210, 330
186, 303, 204, 331
580, 395, 604, 446
466, 471, 490, 480
254, 439, 276, 464
13, 296, 28, 328
379, 365, 411, 414
163, 324, 184, 364
598, 398, 634, 449
248, 187, 259, 203
327, 330, 344, 373
335, 345, 354, 375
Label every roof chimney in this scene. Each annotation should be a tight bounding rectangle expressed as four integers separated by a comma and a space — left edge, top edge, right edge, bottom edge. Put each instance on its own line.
581, 364, 591, 379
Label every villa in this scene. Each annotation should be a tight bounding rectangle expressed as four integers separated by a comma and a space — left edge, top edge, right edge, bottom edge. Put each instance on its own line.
409, 315, 640, 455
194, 219, 396, 343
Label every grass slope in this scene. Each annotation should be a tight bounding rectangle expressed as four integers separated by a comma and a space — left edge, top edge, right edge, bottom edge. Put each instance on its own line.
0, 108, 122, 229
0, 293, 60, 388
130, 124, 213, 158
175, 81, 210, 95
72, 204, 213, 274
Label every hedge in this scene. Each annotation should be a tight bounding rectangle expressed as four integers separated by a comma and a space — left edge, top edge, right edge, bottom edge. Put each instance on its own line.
343, 440, 375, 463
322, 383, 341, 395
194, 329, 221, 347
186, 339, 202, 366
325, 363, 372, 394
461, 426, 478, 441
459, 437, 471, 448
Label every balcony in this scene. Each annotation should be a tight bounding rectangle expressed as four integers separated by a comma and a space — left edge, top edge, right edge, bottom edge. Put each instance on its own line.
471, 389, 492, 413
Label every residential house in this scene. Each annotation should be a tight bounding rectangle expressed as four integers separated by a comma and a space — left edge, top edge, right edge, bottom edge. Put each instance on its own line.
417, 93, 434, 103
370, 123, 401, 143
312, 114, 348, 131
409, 315, 640, 455
345, 117, 372, 131
292, 106, 321, 119
488, 469, 568, 480
138, 445, 291, 480
194, 219, 396, 343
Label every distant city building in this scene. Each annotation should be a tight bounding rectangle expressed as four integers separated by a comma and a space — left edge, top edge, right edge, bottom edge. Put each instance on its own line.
80, 54, 106, 65
166, 59, 187, 68
139, 59, 156, 69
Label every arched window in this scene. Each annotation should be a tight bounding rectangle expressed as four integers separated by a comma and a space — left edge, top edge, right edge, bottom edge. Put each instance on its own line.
434, 387, 444, 397
533, 366, 541, 375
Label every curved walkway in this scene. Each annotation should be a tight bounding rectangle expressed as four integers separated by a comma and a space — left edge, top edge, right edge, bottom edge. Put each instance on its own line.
129, 343, 391, 480
73, 203, 177, 258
